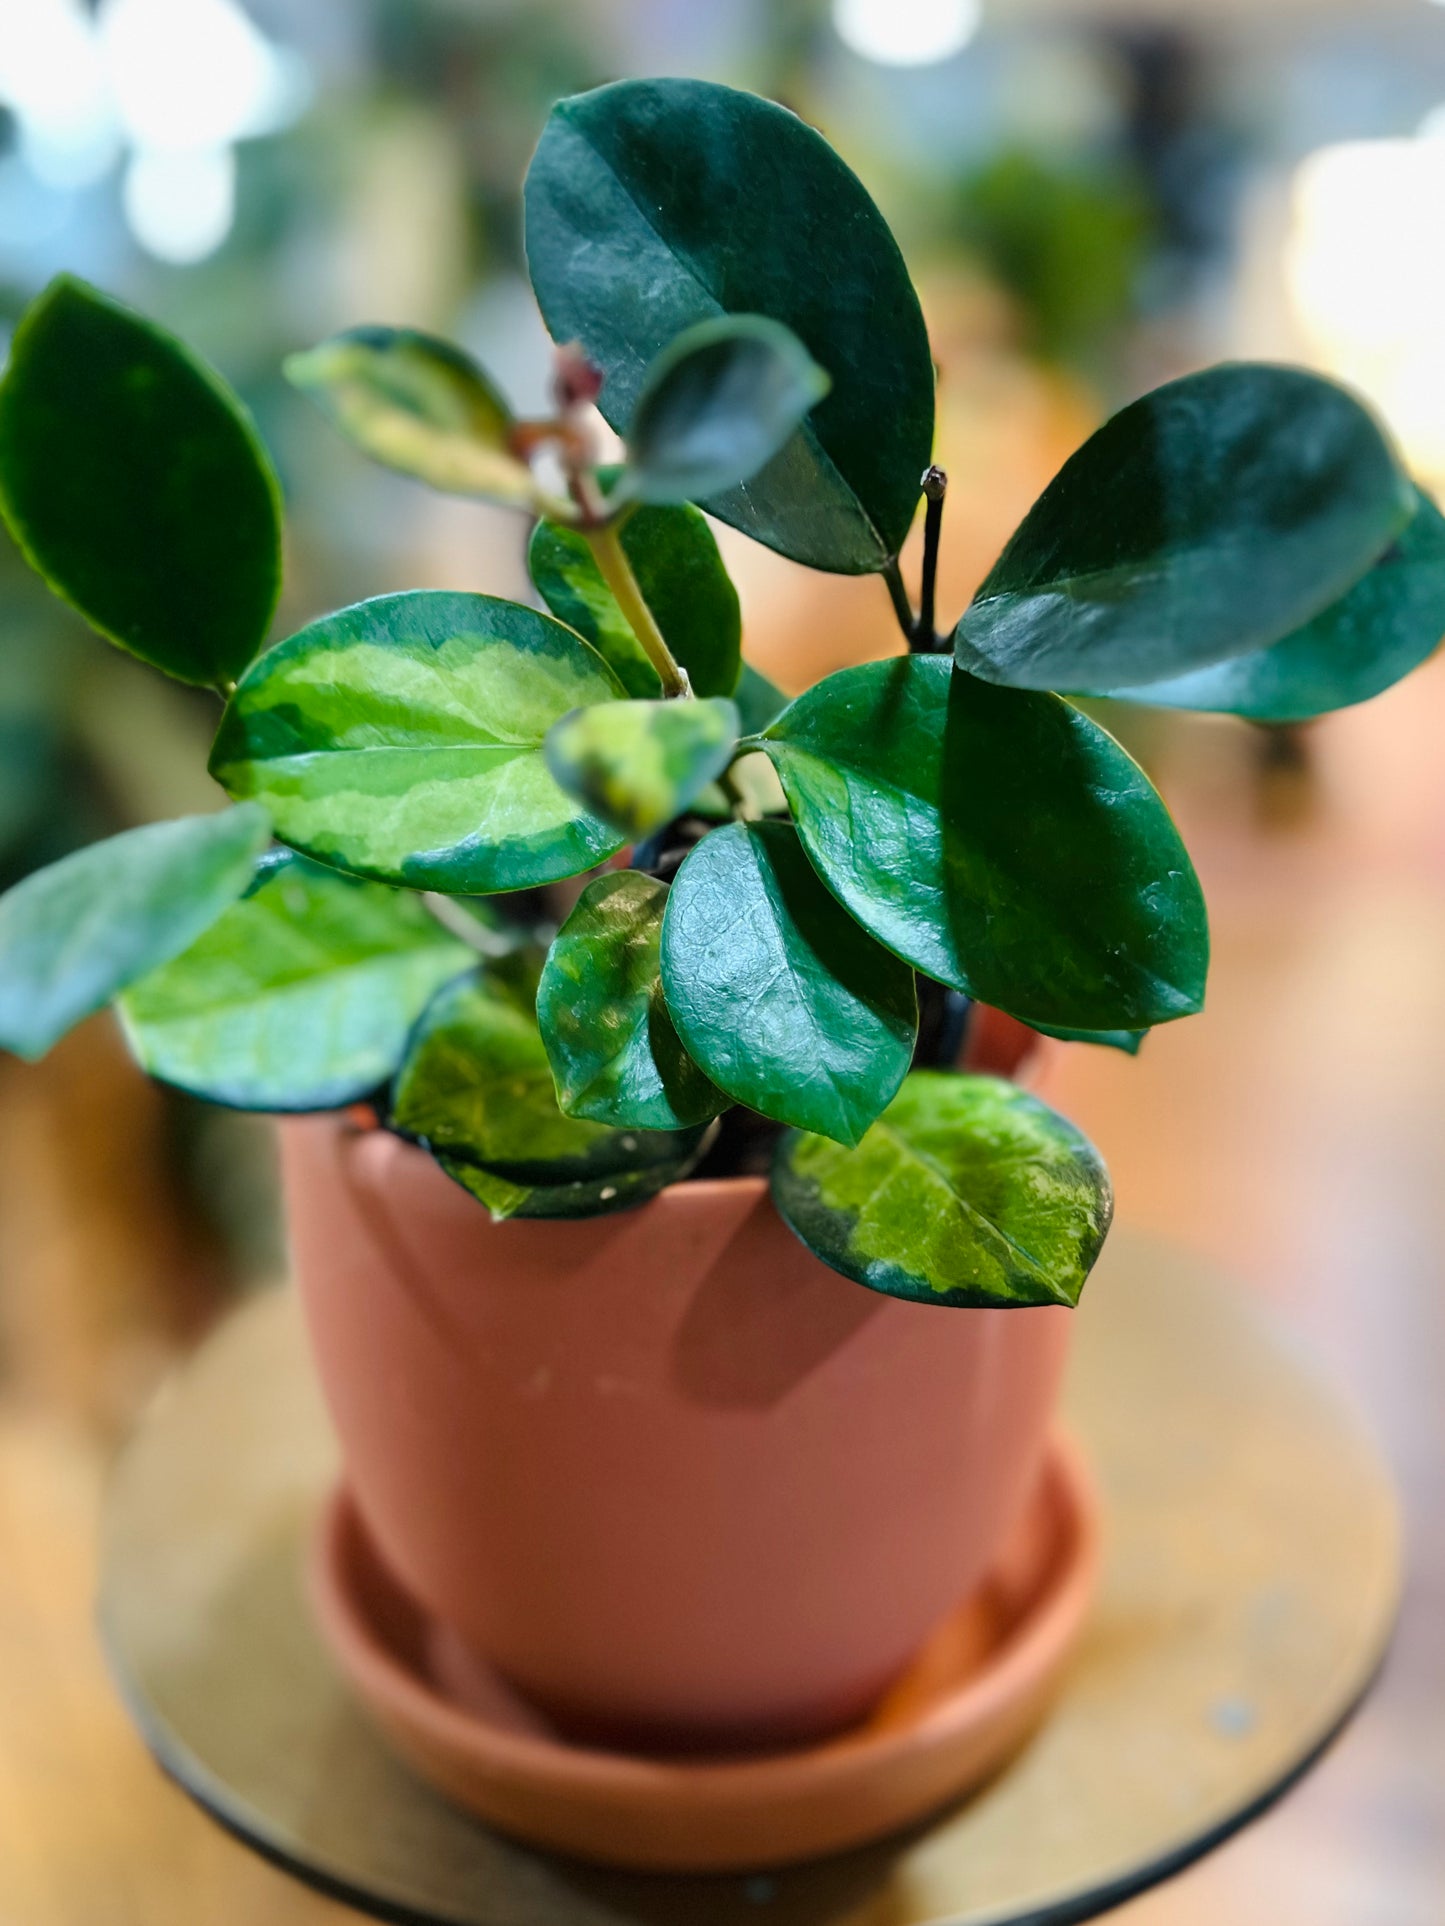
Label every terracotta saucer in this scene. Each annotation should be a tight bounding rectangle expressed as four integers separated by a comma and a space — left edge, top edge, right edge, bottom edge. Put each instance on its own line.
309, 1433, 1099, 1874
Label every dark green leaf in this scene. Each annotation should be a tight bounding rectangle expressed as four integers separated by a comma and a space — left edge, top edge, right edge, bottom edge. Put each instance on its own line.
1102, 486, 1445, 721
955, 363, 1414, 691
0, 276, 283, 689
623, 316, 829, 506
659, 819, 917, 1145
537, 871, 726, 1129
544, 696, 739, 838
390, 964, 708, 1219
529, 499, 742, 700
210, 591, 627, 892
0, 805, 270, 1060
117, 851, 474, 1109
524, 78, 934, 573
284, 326, 535, 506
1030, 1022, 1147, 1055
771, 1071, 1112, 1308
764, 654, 1207, 1030
434, 1147, 700, 1222
732, 661, 790, 736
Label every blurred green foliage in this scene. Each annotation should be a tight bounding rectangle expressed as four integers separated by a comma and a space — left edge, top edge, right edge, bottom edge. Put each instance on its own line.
951, 148, 1153, 369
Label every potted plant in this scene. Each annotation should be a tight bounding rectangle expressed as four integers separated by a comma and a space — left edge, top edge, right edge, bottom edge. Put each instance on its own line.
0, 75, 1439, 1850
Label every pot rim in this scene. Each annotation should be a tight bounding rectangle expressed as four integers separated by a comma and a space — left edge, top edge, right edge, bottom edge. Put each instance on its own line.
328, 1033, 1058, 1215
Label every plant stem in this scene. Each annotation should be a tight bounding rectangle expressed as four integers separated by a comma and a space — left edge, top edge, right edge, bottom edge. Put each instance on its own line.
422, 892, 515, 958
914, 466, 947, 653
718, 764, 760, 822
882, 555, 915, 644
585, 522, 691, 698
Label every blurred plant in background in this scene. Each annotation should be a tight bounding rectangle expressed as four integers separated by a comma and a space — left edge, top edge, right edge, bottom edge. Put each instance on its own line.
948, 146, 1154, 372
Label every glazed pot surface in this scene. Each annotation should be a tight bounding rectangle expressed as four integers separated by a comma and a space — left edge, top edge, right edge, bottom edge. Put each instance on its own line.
283, 1117, 1070, 1746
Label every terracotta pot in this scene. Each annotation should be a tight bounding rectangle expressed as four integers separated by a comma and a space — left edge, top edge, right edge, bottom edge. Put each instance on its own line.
282, 1093, 1073, 1751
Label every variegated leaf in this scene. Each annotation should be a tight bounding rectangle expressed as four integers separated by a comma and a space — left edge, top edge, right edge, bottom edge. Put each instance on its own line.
210, 591, 627, 892
771, 1071, 1113, 1308
544, 696, 739, 838
285, 326, 535, 505
391, 964, 708, 1218
118, 850, 476, 1110
0, 805, 271, 1060
537, 871, 726, 1129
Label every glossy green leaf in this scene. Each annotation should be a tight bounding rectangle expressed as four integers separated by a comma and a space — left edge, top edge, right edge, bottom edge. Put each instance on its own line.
1102, 486, 1445, 721
434, 1147, 702, 1223
771, 1071, 1112, 1309
544, 697, 739, 839
0, 276, 282, 689
390, 964, 708, 1219
210, 591, 627, 892
284, 326, 535, 506
764, 654, 1207, 1031
1031, 1022, 1147, 1055
524, 78, 935, 573
528, 502, 741, 700
955, 364, 1414, 692
117, 851, 474, 1110
623, 316, 830, 506
732, 661, 790, 735
0, 805, 271, 1061
659, 820, 917, 1146
537, 871, 726, 1130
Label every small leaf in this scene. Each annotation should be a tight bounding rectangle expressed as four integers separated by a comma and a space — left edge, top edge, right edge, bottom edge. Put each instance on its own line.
0, 276, 283, 689
1102, 486, 1445, 721
210, 591, 627, 892
390, 964, 708, 1218
771, 1071, 1113, 1309
544, 697, 739, 839
117, 851, 474, 1109
285, 326, 535, 506
434, 1147, 701, 1223
0, 805, 271, 1060
537, 871, 726, 1129
955, 363, 1414, 692
524, 78, 935, 573
764, 654, 1207, 1031
623, 316, 830, 507
732, 661, 790, 736
1031, 1022, 1147, 1055
528, 499, 741, 699
659, 819, 917, 1146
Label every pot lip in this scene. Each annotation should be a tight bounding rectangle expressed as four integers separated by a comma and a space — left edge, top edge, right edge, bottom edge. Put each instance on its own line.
323, 1112, 774, 1209
316, 1033, 1058, 1215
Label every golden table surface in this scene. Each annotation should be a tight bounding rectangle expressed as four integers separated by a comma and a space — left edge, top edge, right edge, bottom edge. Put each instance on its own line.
96, 1234, 1401, 1926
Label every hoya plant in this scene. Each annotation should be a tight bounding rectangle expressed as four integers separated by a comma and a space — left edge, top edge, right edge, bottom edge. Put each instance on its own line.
0, 79, 1438, 1314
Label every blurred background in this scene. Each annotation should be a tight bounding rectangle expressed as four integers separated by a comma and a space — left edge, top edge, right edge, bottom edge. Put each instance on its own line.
1, 1, 1443, 1921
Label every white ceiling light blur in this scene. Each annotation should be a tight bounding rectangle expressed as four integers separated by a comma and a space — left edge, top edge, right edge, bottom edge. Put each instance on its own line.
833, 0, 982, 68
0, 0, 308, 264
1287, 133, 1445, 483
0, 0, 118, 188
97, 0, 304, 153
123, 147, 236, 264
